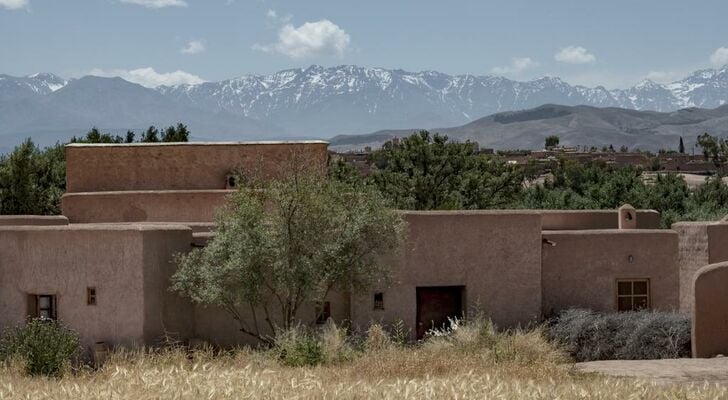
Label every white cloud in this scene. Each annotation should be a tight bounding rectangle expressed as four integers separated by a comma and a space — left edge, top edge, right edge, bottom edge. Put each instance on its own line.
88, 67, 205, 87
554, 46, 596, 64
710, 47, 728, 67
254, 19, 351, 59
0, 0, 28, 10
265, 9, 291, 25
119, 0, 186, 8
491, 57, 538, 75
181, 40, 205, 55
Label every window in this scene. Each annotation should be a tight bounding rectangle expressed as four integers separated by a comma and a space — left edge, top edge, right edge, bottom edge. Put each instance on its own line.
616, 279, 650, 311
373, 292, 384, 310
87, 287, 97, 306
27, 294, 57, 319
315, 301, 331, 324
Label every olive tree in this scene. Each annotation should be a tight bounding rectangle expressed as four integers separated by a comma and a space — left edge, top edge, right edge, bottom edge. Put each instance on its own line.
171, 170, 405, 342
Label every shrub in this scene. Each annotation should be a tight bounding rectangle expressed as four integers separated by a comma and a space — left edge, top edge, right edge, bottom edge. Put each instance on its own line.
0, 318, 81, 377
271, 326, 324, 367
548, 309, 691, 361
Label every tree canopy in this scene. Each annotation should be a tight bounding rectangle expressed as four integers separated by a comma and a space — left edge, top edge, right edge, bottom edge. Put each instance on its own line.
171, 167, 405, 341
369, 131, 523, 210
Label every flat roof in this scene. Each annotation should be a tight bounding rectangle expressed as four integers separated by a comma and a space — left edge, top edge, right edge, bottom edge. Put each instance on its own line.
65, 140, 329, 148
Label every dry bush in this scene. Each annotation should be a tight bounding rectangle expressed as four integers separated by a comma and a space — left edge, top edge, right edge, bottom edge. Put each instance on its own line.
549, 309, 691, 361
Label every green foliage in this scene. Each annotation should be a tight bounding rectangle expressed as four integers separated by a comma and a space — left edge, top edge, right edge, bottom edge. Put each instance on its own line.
71, 124, 190, 144
545, 135, 560, 148
0, 318, 81, 377
548, 309, 691, 362
162, 123, 190, 142
370, 131, 524, 210
171, 167, 406, 341
696, 132, 728, 168
0, 139, 65, 214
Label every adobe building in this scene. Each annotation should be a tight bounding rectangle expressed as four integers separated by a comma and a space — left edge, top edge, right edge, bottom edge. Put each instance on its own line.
0, 141, 726, 352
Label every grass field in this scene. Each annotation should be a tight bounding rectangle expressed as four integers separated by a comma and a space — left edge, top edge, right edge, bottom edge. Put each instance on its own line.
0, 324, 725, 399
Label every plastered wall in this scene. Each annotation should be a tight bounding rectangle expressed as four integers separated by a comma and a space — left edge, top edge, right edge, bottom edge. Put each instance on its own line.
65, 141, 329, 193
541, 229, 680, 315
0, 224, 194, 350
692, 262, 728, 358
62, 191, 231, 223
540, 210, 660, 230
350, 211, 543, 337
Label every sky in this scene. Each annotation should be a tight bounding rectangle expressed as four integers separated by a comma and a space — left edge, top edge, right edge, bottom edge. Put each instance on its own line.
1, 0, 728, 89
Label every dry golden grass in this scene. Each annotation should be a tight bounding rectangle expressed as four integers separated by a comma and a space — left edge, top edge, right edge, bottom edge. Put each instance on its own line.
0, 327, 725, 399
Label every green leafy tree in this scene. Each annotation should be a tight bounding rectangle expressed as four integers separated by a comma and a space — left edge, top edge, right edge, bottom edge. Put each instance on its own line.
171, 169, 405, 342
0, 139, 65, 215
141, 126, 160, 143
370, 131, 523, 210
679, 137, 685, 154
545, 135, 560, 148
161, 123, 190, 142
696, 133, 728, 169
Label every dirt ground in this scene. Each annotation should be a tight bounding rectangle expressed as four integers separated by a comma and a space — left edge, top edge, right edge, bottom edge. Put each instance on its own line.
574, 358, 728, 386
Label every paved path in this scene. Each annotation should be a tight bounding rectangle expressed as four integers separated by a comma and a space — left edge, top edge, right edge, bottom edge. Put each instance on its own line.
575, 358, 728, 386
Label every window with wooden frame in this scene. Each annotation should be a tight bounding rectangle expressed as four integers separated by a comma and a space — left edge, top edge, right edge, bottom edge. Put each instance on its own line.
373, 292, 384, 310
315, 301, 331, 324
87, 287, 97, 306
27, 294, 57, 319
616, 279, 650, 311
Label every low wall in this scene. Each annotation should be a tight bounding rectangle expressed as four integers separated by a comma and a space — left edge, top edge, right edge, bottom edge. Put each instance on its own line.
542, 229, 679, 315
693, 262, 728, 358
65, 141, 329, 193
351, 211, 543, 336
540, 210, 660, 230
62, 190, 232, 223
0, 215, 69, 226
0, 224, 194, 350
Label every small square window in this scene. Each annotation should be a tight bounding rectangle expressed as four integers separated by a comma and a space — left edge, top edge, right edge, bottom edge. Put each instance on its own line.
87, 287, 97, 306
373, 292, 384, 310
315, 301, 331, 324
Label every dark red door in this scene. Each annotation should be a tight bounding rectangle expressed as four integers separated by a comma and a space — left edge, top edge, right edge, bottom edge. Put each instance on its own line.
416, 286, 464, 339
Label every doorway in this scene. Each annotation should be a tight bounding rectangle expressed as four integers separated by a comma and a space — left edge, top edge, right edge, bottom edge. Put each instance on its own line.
416, 286, 465, 339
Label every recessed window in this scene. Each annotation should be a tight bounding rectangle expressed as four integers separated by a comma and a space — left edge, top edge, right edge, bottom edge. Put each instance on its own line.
315, 301, 331, 324
616, 279, 650, 311
373, 292, 384, 310
27, 294, 57, 320
87, 287, 97, 306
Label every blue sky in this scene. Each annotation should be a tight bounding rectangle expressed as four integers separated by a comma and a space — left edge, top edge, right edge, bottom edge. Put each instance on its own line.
1, 0, 727, 89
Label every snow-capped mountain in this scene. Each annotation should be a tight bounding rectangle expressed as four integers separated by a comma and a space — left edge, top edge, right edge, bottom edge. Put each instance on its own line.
3, 64, 728, 153
0, 73, 69, 101
157, 64, 728, 136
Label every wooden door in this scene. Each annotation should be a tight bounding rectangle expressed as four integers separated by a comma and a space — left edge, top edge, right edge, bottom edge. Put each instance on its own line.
416, 286, 464, 339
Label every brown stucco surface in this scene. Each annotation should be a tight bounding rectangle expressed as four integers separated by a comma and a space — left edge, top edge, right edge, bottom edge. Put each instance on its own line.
541, 229, 679, 315
672, 223, 710, 313
0, 224, 193, 350
692, 262, 728, 358
62, 190, 232, 223
672, 222, 728, 313
0, 215, 69, 226
65, 141, 329, 193
351, 211, 543, 337
540, 210, 660, 230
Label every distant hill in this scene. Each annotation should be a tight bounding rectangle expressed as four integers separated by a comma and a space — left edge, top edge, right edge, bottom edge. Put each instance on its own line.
329, 104, 728, 152
3, 64, 728, 153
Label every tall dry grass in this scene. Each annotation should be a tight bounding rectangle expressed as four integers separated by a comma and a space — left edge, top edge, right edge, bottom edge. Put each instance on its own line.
0, 320, 725, 399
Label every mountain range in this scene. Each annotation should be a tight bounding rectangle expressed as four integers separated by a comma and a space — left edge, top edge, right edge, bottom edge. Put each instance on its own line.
2, 64, 728, 153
